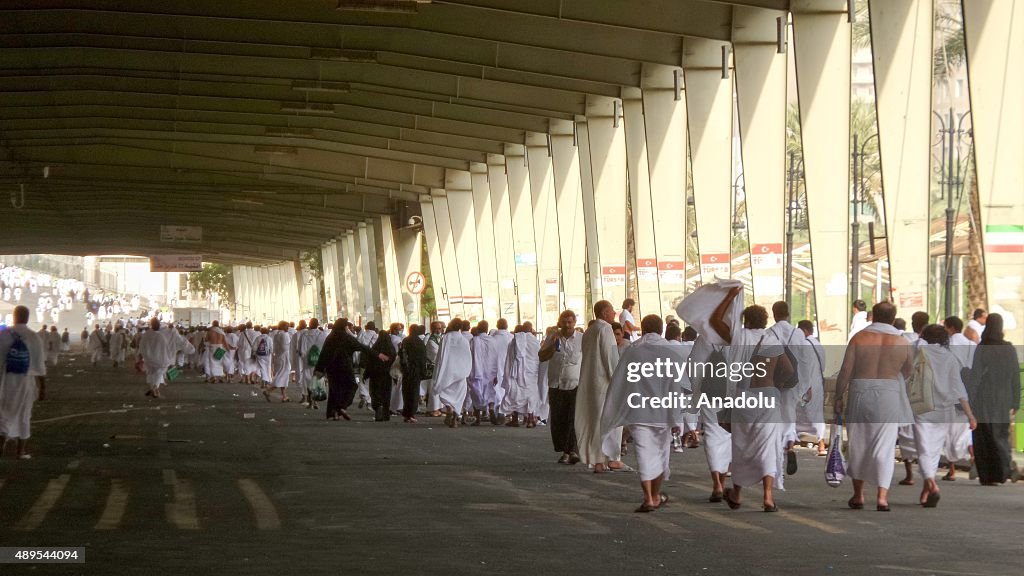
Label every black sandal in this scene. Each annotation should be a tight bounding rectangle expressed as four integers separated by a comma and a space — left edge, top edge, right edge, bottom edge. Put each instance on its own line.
876, 504, 891, 512
634, 502, 658, 513
709, 491, 723, 503
763, 503, 778, 513
922, 492, 940, 508
724, 489, 741, 510
848, 497, 864, 510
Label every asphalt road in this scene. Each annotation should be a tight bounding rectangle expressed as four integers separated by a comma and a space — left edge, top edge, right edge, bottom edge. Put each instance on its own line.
1, 350, 1021, 576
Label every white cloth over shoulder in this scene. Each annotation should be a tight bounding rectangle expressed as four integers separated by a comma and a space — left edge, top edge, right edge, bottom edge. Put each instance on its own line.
468, 333, 501, 409
271, 331, 291, 389
0, 325, 47, 439
675, 279, 743, 347
575, 319, 620, 466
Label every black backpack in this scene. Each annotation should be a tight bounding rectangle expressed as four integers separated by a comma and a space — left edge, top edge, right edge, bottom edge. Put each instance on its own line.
6, 332, 31, 375
768, 326, 801, 390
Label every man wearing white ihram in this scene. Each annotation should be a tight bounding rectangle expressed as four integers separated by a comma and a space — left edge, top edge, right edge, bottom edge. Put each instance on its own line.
0, 305, 47, 460
500, 322, 541, 427
602, 314, 685, 512
432, 319, 473, 428
137, 318, 172, 399
710, 287, 793, 513
834, 301, 915, 512
266, 321, 292, 402
576, 300, 627, 473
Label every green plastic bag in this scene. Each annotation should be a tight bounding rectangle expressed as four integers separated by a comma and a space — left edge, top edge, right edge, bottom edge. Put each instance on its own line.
213, 347, 227, 361
165, 366, 182, 382
309, 376, 328, 402
307, 345, 321, 367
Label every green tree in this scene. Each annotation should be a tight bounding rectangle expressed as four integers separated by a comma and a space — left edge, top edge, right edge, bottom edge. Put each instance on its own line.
187, 263, 234, 306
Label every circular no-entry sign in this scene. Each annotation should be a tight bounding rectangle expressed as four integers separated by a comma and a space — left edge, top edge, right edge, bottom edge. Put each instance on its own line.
405, 272, 426, 295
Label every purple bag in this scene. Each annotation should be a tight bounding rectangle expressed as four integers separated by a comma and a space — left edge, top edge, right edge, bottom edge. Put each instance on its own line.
825, 418, 846, 487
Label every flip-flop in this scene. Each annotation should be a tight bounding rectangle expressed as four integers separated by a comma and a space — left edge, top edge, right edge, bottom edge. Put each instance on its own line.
709, 492, 724, 503
724, 489, 742, 510
848, 497, 864, 510
941, 475, 956, 482
261, 390, 271, 403
898, 479, 915, 486
922, 492, 940, 508
634, 503, 658, 513
786, 450, 798, 475
608, 464, 636, 473
876, 504, 891, 512
763, 504, 778, 513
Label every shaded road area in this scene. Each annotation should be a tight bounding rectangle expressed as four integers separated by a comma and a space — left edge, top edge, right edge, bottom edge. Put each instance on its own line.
2, 351, 1021, 575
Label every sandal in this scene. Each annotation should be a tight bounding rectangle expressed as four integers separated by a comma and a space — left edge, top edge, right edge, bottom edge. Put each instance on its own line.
709, 491, 723, 503
763, 503, 778, 513
786, 450, 798, 476
724, 489, 741, 510
261, 390, 271, 403
634, 502, 658, 513
922, 492, 940, 508
898, 479, 915, 486
847, 497, 864, 510
876, 504, 891, 512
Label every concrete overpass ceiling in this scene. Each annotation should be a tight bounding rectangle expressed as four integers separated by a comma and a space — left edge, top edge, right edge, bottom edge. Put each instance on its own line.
0, 0, 751, 265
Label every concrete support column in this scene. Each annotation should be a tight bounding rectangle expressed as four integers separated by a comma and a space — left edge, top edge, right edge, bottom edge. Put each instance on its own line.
793, 0, 853, 348
431, 191, 466, 320
550, 119, 588, 317
963, 0, 1024, 345
395, 227, 424, 325
584, 95, 629, 307
344, 231, 360, 322
641, 64, 689, 316
870, 0, 933, 313
576, 119, 602, 318
445, 169, 485, 322
364, 219, 384, 326
471, 162, 501, 323
322, 242, 337, 320
685, 37, 735, 284
526, 132, 562, 328
733, 7, 789, 308
487, 154, 521, 322
622, 88, 659, 317
379, 215, 405, 326
420, 195, 451, 322
505, 144, 539, 325
357, 222, 378, 326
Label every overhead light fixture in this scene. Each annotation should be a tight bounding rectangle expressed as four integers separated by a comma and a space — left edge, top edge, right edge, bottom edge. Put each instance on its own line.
291, 80, 352, 93
309, 48, 378, 63
280, 102, 335, 115
264, 127, 314, 137
613, 100, 621, 128
336, 0, 430, 14
253, 145, 299, 155
721, 45, 731, 80
777, 17, 787, 54
673, 69, 682, 101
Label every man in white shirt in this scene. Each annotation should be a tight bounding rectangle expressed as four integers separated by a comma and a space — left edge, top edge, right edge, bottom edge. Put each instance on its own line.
964, 308, 986, 343
619, 298, 638, 340
849, 299, 869, 341
539, 310, 583, 464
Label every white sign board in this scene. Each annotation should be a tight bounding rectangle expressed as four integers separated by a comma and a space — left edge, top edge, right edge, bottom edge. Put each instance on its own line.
150, 255, 203, 272
160, 225, 203, 243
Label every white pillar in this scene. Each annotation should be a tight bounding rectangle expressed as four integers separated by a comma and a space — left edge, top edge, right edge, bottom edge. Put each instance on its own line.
527, 132, 562, 328
622, 88, 659, 317
550, 119, 588, 317
395, 228, 424, 324
963, 0, 1024, 345
379, 215, 405, 326
505, 144, 539, 325
793, 0, 853, 348
420, 195, 451, 322
642, 64, 689, 316
344, 231, 360, 322
357, 222, 377, 325
445, 169, 485, 322
685, 37, 735, 283
577, 119, 602, 317
471, 162, 501, 323
488, 154, 521, 323
584, 95, 629, 307
733, 6, 788, 308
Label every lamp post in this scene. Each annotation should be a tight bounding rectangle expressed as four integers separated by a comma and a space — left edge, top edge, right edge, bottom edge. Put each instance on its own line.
933, 107, 971, 318
785, 151, 804, 309
851, 132, 879, 304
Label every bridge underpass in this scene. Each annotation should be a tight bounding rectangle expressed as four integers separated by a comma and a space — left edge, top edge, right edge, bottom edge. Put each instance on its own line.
2, 2, 1024, 575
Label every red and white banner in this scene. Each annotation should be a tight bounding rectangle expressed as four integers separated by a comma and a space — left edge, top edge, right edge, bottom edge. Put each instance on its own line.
601, 265, 626, 287
637, 257, 658, 282
699, 253, 730, 279
657, 260, 685, 283
751, 243, 783, 269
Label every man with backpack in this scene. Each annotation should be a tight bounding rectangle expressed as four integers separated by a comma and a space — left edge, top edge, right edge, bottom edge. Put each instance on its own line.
0, 305, 47, 459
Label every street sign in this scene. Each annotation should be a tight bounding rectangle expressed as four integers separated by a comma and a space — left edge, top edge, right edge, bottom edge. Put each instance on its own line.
150, 255, 203, 272
405, 271, 426, 295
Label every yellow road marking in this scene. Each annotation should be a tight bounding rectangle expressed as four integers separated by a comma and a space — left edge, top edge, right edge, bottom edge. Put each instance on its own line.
237, 479, 281, 530
95, 479, 129, 530
777, 510, 845, 534
162, 469, 199, 530
679, 507, 770, 533
15, 474, 71, 531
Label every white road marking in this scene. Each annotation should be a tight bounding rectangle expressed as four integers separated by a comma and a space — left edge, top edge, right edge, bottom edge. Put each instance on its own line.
95, 478, 129, 530
237, 479, 281, 530
163, 469, 199, 530
15, 474, 71, 531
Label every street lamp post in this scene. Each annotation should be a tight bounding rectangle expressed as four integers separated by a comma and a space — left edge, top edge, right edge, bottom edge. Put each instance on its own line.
785, 152, 804, 309
934, 107, 971, 318
851, 133, 878, 304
